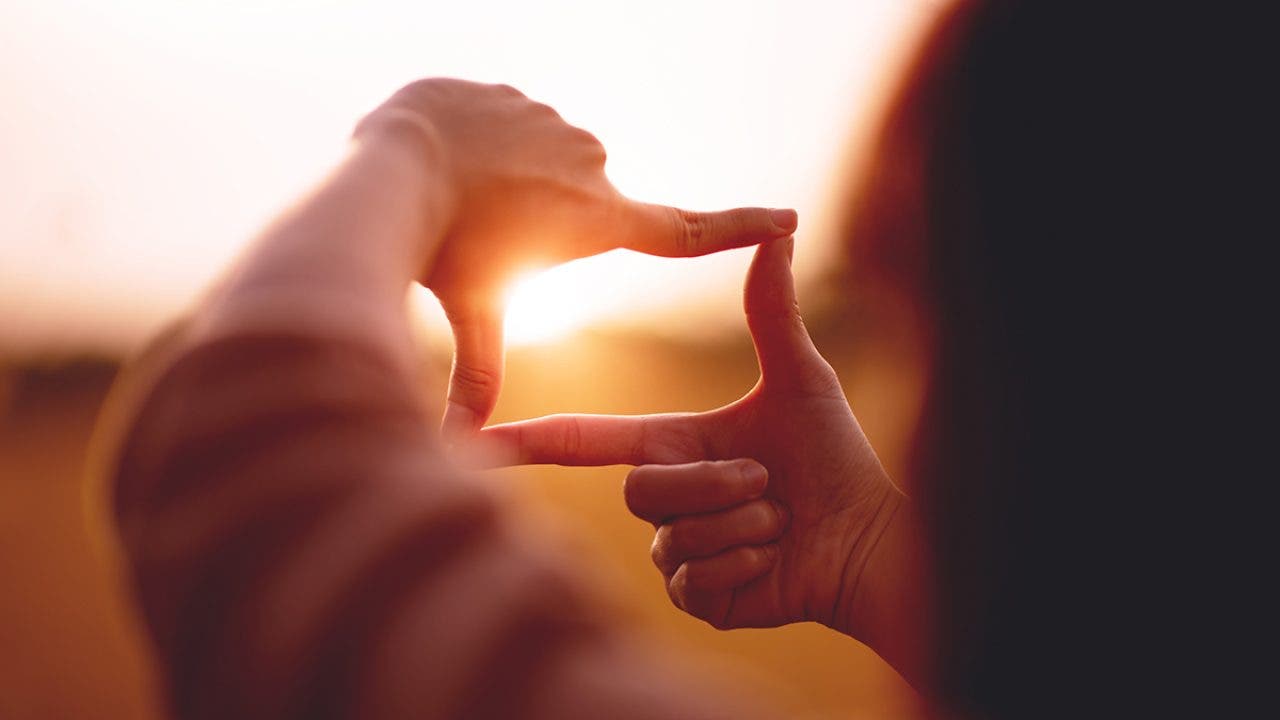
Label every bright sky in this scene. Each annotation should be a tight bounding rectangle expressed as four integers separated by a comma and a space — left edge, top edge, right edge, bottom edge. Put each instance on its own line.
0, 0, 932, 357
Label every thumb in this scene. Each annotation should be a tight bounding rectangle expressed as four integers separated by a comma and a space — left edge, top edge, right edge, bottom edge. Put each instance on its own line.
620, 201, 798, 258
743, 237, 831, 388
441, 301, 506, 440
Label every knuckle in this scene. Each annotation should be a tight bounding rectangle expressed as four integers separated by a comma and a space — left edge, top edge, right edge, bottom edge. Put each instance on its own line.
370, 79, 443, 125
392, 77, 468, 107
562, 416, 583, 458
650, 531, 673, 571
450, 362, 499, 396
633, 416, 653, 466
575, 126, 597, 141
755, 501, 783, 534
750, 545, 774, 570
636, 413, 704, 464
787, 302, 806, 329
572, 127, 607, 161
706, 612, 733, 631
764, 544, 780, 565
531, 101, 561, 118
666, 517, 705, 555
697, 459, 728, 478
666, 568, 689, 610
670, 564, 687, 589
394, 77, 439, 100
672, 208, 705, 255
584, 144, 608, 166
683, 560, 713, 589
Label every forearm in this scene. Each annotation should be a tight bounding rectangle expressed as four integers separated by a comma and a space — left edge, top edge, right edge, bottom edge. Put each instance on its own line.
837, 495, 932, 694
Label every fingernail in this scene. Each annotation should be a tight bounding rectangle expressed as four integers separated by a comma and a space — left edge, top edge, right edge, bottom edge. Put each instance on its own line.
739, 460, 768, 495
769, 208, 798, 233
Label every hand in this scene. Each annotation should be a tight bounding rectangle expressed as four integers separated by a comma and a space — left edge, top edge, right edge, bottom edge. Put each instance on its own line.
481, 238, 905, 633
356, 79, 799, 438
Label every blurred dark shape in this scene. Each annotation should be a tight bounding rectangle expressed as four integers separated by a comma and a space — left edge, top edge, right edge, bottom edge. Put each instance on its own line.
826, 1, 1218, 716
0, 329, 921, 719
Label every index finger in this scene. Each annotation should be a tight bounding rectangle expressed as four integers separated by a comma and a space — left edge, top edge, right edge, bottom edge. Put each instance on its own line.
478, 412, 707, 467
619, 202, 798, 258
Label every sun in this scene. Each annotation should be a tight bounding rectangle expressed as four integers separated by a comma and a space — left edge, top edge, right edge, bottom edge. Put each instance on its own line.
408, 254, 642, 349
502, 266, 595, 345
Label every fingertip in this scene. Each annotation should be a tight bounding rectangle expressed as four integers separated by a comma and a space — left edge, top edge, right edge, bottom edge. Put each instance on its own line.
736, 459, 769, 496
744, 234, 804, 333
769, 208, 798, 234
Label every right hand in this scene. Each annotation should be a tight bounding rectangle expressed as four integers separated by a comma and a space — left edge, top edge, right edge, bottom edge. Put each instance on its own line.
355, 79, 800, 438
481, 238, 906, 633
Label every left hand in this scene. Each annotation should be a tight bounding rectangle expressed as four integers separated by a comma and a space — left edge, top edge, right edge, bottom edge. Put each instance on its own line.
356, 79, 799, 438
479, 238, 905, 632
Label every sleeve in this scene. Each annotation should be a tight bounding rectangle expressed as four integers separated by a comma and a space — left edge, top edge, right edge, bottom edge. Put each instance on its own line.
102, 327, 747, 720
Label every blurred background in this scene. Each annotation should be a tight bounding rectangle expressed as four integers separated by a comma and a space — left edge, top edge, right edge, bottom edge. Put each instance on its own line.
1, 1, 939, 717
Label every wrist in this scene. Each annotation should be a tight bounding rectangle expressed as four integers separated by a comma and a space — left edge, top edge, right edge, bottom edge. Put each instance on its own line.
834, 493, 931, 689
352, 107, 458, 272
828, 487, 905, 638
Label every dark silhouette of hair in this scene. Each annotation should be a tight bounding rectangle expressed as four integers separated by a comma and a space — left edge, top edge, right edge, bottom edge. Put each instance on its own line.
837, 2, 1186, 716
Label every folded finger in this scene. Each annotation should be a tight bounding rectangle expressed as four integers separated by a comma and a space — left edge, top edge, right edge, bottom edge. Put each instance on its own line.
624, 459, 769, 524
651, 498, 787, 574
667, 545, 778, 627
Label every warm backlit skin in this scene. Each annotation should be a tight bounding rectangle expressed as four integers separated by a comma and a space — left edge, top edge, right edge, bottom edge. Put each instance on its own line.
186, 76, 922, 696
483, 238, 928, 688
109, 77, 803, 720
352, 79, 799, 439
205, 79, 797, 442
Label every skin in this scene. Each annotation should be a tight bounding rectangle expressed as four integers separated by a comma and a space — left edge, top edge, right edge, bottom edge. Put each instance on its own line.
194, 76, 924, 696
199, 77, 798, 432
483, 238, 929, 689
355, 79, 800, 439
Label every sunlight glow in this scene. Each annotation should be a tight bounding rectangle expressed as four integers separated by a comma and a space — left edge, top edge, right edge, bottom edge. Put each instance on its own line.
500, 256, 652, 345
0, 0, 928, 357
503, 269, 589, 345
